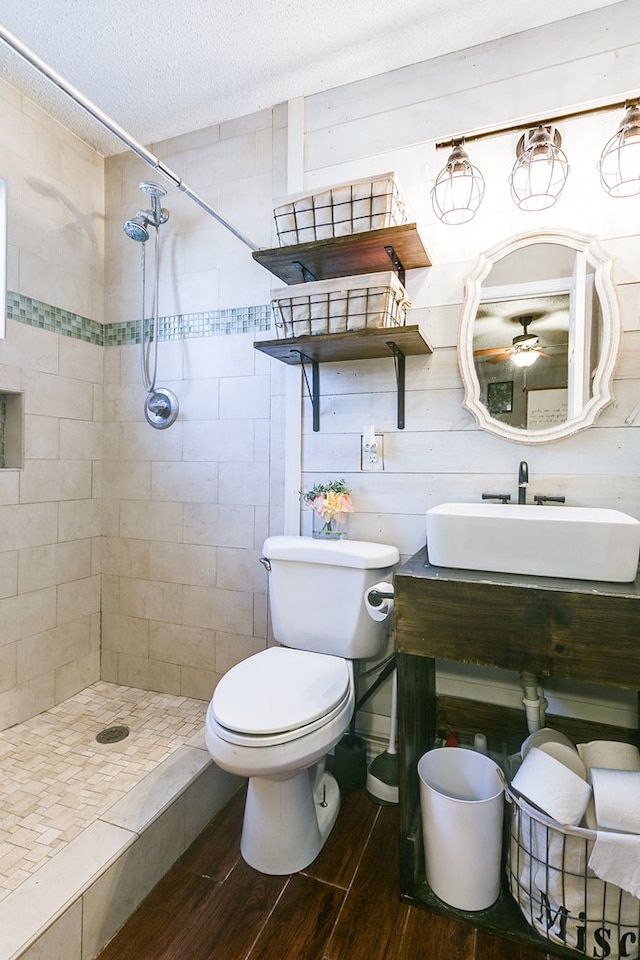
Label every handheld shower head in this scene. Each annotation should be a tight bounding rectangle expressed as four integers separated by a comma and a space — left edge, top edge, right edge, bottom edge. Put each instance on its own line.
123, 215, 149, 242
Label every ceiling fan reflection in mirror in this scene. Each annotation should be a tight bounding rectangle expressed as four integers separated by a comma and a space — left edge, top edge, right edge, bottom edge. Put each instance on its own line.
473, 314, 553, 367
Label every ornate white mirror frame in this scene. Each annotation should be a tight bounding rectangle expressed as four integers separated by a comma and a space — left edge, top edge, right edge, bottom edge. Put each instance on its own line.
458, 227, 620, 444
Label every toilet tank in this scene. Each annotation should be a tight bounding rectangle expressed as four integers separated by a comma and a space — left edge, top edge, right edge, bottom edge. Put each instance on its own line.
262, 536, 399, 659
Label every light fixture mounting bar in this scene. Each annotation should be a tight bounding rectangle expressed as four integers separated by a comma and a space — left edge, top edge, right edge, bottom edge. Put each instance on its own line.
435, 96, 640, 150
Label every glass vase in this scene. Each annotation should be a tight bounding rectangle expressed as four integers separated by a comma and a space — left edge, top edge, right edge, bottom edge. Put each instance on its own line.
312, 511, 348, 540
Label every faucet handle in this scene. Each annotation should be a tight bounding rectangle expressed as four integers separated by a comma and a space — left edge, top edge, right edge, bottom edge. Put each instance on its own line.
534, 495, 566, 506
482, 493, 511, 504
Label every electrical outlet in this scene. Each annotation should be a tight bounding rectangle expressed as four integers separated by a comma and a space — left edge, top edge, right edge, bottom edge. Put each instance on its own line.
361, 434, 384, 471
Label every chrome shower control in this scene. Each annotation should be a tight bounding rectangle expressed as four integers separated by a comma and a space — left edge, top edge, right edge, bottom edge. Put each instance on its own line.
144, 388, 179, 429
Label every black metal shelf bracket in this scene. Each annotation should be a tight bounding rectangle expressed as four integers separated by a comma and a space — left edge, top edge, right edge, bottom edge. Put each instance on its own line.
293, 261, 317, 282
292, 340, 408, 432
384, 245, 405, 286
387, 340, 406, 429
294, 351, 320, 431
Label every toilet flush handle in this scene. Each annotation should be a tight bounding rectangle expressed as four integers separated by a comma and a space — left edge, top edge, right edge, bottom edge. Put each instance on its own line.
258, 556, 271, 572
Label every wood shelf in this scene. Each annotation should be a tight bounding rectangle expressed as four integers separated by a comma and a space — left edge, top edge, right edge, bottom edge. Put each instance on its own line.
252, 223, 431, 285
253, 324, 432, 365
252, 224, 432, 430
254, 325, 432, 432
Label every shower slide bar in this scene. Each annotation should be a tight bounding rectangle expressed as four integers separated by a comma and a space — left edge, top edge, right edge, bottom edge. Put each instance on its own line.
0, 22, 260, 253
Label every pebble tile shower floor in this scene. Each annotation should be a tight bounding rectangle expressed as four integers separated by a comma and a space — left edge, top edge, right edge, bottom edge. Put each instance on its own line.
0, 681, 207, 902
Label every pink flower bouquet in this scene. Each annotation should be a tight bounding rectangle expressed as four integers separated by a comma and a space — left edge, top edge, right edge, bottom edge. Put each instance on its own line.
303, 479, 353, 539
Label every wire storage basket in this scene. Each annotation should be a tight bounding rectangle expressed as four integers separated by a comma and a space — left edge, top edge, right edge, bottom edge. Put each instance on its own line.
507, 787, 640, 959
273, 172, 407, 247
271, 272, 411, 338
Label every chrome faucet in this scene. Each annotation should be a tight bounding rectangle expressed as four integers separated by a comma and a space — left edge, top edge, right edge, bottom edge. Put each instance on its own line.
518, 461, 529, 504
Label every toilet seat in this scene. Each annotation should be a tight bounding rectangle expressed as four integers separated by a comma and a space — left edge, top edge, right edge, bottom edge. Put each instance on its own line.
211, 647, 351, 748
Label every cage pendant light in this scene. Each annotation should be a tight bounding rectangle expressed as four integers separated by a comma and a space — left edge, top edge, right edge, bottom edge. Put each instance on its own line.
509, 125, 569, 211
431, 142, 485, 224
598, 103, 640, 198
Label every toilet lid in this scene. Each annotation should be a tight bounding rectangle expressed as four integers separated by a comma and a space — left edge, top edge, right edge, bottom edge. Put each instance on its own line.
212, 647, 350, 736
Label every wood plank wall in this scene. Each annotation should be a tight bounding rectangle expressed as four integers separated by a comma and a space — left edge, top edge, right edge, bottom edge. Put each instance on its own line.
294, 0, 640, 732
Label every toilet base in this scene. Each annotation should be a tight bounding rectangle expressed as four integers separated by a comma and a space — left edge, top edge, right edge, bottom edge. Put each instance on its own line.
241, 767, 340, 875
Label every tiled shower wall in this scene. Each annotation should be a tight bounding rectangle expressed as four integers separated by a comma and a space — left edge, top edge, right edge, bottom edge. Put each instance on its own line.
0, 76, 289, 729
0, 77, 104, 730
0, 311, 102, 731
100, 109, 287, 702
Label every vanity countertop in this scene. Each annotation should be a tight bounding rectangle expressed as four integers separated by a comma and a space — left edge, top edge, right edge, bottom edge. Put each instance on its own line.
394, 546, 640, 689
396, 545, 640, 597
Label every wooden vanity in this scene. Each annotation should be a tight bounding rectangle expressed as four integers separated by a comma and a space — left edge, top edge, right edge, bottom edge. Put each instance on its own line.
394, 546, 640, 955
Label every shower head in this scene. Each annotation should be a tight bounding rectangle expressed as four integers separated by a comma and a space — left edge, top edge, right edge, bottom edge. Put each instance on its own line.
123, 215, 150, 242
139, 181, 166, 199
138, 180, 169, 226
123, 179, 170, 241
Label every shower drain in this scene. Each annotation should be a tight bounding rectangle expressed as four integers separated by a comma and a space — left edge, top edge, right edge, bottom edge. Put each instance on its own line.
96, 724, 130, 744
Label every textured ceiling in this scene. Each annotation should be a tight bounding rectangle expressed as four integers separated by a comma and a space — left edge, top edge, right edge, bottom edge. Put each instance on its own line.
0, 0, 621, 157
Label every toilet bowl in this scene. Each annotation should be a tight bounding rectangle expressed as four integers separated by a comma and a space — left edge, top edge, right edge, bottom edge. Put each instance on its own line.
205, 647, 354, 874
205, 535, 399, 875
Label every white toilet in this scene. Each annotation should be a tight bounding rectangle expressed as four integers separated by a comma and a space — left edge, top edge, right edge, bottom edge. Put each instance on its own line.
205, 534, 399, 875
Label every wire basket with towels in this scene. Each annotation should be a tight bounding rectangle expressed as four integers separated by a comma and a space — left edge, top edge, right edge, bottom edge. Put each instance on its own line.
272, 172, 406, 246
271, 271, 410, 339
506, 786, 640, 959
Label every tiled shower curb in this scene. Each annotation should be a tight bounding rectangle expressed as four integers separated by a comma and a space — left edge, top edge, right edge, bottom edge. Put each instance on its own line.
0, 739, 242, 960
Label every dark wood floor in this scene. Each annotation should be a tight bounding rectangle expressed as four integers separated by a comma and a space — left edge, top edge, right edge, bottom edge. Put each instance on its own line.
96, 785, 551, 960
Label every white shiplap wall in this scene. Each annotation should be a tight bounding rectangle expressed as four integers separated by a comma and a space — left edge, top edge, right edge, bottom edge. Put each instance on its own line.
289, 1, 640, 734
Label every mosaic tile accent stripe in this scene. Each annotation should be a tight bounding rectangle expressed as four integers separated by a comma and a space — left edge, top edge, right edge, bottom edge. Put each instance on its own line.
103, 304, 272, 346
6, 291, 104, 345
6, 291, 272, 346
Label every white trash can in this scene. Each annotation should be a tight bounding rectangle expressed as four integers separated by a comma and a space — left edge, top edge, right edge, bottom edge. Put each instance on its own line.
418, 747, 505, 911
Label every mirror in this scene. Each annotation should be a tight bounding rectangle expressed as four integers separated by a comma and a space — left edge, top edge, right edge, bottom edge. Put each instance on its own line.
458, 228, 620, 443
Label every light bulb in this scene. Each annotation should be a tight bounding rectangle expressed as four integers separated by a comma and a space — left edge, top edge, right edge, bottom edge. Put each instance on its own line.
599, 104, 640, 198
509, 126, 569, 211
511, 351, 539, 368
431, 143, 485, 224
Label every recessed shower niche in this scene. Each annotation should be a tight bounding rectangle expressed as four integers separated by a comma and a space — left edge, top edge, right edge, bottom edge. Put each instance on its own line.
0, 392, 23, 469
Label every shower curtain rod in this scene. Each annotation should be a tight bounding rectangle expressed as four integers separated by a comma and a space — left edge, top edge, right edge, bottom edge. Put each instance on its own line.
0, 22, 260, 253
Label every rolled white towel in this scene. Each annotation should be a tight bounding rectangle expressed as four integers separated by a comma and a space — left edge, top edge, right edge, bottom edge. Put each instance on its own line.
590, 767, 640, 834
586, 764, 640, 900
577, 740, 640, 774
537, 741, 587, 781
589, 830, 640, 899
521, 727, 576, 758
581, 797, 597, 830
511, 746, 591, 826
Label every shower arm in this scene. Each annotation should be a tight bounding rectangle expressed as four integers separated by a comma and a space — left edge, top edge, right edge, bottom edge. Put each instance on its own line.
0, 22, 260, 254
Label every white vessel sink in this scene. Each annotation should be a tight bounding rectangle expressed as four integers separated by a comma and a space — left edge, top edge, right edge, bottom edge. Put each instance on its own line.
426, 502, 640, 583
